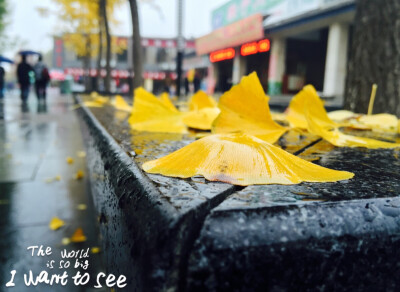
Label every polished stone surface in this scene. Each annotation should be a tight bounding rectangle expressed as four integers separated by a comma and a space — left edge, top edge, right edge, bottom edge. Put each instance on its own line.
0, 91, 105, 291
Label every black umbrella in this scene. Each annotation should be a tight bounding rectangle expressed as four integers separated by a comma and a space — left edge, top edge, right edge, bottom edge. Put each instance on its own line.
19, 50, 41, 56
0, 55, 14, 64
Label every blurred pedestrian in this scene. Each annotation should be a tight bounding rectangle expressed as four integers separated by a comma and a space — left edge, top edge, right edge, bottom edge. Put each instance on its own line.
0, 65, 5, 99
33, 55, 50, 102
193, 72, 201, 93
17, 55, 34, 103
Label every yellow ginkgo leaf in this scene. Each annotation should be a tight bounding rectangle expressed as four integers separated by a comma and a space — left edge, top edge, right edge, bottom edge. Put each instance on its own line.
66, 157, 74, 164
70, 228, 87, 243
75, 170, 85, 180
113, 95, 132, 112
129, 88, 187, 133
183, 107, 220, 130
91, 247, 101, 254
142, 133, 354, 186
188, 90, 217, 111
90, 93, 108, 105
49, 217, 65, 230
327, 110, 358, 122
82, 101, 105, 108
287, 85, 337, 129
358, 113, 398, 133
307, 110, 400, 149
212, 72, 287, 144
271, 112, 287, 123
159, 92, 178, 111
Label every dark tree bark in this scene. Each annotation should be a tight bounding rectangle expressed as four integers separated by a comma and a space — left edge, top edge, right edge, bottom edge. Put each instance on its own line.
96, 2, 104, 92
128, 0, 144, 89
344, 0, 400, 115
100, 0, 111, 93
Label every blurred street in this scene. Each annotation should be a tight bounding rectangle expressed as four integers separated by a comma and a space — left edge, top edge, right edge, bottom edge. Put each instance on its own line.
0, 89, 105, 291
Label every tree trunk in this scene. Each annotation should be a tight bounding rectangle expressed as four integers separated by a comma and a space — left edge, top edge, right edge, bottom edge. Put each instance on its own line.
128, 0, 143, 89
344, 0, 400, 115
84, 34, 92, 92
101, 0, 111, 93
96, 2, 104, 92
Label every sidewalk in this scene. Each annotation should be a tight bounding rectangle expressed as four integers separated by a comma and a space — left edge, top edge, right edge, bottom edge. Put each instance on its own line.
0, 89, 105, 291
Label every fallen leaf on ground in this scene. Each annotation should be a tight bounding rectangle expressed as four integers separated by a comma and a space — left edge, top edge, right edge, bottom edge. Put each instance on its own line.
327, 110, 358, 122
77, 151, 86, 158
188, 90, 217, 111
70, 228, 87, 243
113, 95, 132, 112
77, 204, 87, 210
159, 92, 178, 111
91, 247, 101, 254
62, 238, 71, 245
212, 72, 287, 144
66, 157, 74, 164
307, 109, 400, 149
49, 217, 65, 230
45, 175, 61, 183
286, 85, 337, 130
129, 88, 187, 133
142, 133, 354, 186
183, 107, 220, 130
75, 170, 85, 180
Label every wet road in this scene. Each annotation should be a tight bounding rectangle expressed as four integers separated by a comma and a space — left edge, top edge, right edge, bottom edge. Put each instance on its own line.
0, 90, 105, 291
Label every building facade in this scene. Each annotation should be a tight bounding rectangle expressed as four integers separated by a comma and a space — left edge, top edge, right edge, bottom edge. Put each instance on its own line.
196, 0, 355, 103
53, 35, 195, 94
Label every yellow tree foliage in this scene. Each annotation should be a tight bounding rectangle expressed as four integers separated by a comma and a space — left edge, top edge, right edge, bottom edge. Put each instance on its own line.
53, 0, 126, 57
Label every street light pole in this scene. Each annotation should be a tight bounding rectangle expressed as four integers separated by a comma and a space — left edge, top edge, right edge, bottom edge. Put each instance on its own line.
176, 0, 184, 97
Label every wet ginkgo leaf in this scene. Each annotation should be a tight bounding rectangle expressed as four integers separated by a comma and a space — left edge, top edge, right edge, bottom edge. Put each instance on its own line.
358, 113, 399, 133
188, 90, 217, 111
159, 92, 178, 111
91, 247, 101, 254
129, 88, 187, 133
49, 217, 65, 230
287, 85, 337, 129
212, 72, 287, 144
75, 170, 85, 180
70, 228, 87, 243
183, 107, 220, 130
307, 110, 400, 149
327, 110, 358, 122
82, 101, 105, 108
142, 133, 354, 186
113, 95, 132, 112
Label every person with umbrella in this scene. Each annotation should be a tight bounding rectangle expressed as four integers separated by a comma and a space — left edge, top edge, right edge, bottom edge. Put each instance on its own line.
17, 53, 34, 103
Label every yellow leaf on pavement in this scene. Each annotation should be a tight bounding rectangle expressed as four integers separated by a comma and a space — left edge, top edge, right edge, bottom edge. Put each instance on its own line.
188, 90, 217, 111
287, 85, 337, 130
159, 92, 178, 111
307, 110, 400, 149
129, 87, 187, 134
49, 217, 65, 230
75, 170, 85, 180
183, 107, 220, 130
66, 157, 74, 164
212, 72, 287, 144
113, 95, 132, 112
142, 133, 354, 186
70, 228, 87, 243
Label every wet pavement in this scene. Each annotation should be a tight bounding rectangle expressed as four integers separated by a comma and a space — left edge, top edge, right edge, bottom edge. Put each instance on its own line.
0, 90, 105, 291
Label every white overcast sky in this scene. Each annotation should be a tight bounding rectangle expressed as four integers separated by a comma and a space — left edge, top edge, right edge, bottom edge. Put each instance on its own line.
4, 0, 228, 57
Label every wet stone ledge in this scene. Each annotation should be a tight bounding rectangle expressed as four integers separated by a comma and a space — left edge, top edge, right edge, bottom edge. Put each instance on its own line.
75, 95, 400, 291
